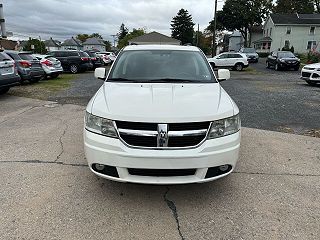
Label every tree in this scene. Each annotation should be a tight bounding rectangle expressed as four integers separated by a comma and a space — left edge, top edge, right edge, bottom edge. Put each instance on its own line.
117, 28, 146, 49
214, 0, 272, 47
104, 40, 112, 51
23, 38, 46, 54
315, 0, 320, 13
273, 0, 314, 13
118, 23, 129, 42
171, 9, 195, 45
76, 33, 103, 43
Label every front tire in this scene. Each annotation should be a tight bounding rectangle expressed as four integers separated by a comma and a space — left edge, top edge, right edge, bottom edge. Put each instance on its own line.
275, 63, 280, 71
0, 87, 10, 94
266, 61, 270, 69
306, 80, 318, 86
70, 64, 79, 74
234, 63, 243, 71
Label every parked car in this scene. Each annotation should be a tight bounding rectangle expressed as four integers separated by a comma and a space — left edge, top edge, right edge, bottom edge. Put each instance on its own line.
5, 51, 45, 83
207, 52, 249, 71
0, 51, 20, 94
239, 47, 259, 63
84, 51, 103, 69
84, 45, 241, 184
301, 63, 320, 86
33, 54, 63, 79
48, 50, 92, 74
95, 52, 111, 65
266, 51, 300, 71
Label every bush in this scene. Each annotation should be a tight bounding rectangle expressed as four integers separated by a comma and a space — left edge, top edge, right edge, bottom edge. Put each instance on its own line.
307, 51, 320, 64
290, 46, 295, 53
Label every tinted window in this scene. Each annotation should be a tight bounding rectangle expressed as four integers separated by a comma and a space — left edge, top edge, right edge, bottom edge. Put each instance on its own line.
5, 52, 20, 60
217, 54, 228, 59
229, 54, 243, 58
0, 52, 12, 61
19, 54, 35, 60
109, 50, 215, 82
67, 51, 79, 57
85, 51, 96, 57
278, 52, 295, 58
242, 48, 255, 53
79, 52, 88, 57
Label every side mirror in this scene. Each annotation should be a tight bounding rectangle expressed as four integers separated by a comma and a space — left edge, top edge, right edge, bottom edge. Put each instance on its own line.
217, 69, 230, 82
94, 67, 107, 80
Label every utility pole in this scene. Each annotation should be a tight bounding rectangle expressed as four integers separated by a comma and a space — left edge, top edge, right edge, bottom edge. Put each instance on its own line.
110, 34, 117, 48
0, 4, 7, 39
211, 0, 218, 57
39, 36, 42, 54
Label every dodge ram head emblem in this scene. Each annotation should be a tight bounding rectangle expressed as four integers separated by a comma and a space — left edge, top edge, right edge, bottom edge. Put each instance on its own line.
157, 124, 168, 147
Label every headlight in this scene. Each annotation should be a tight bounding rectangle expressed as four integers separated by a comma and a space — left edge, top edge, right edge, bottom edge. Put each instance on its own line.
85, 112, 118, 138
208, 115, 240, 139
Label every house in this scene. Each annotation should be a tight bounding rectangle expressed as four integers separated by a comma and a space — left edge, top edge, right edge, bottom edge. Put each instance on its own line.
128, 31, 181, 45
254, 13, 320, 53
228, 31, 243, 52
44, 38, 61, 52
83, 37, 105, 52
61, 37, 82, 50
0, 39, 19, 50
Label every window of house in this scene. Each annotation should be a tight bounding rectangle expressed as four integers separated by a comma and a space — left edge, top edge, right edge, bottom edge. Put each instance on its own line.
284, 40, 290, 48
310, 26, 316, 35
270, 28, 272, 36
263, 30, 266, 36
266, 29, 269, 36
286, 27, 291, 34
307, 41, 317, 50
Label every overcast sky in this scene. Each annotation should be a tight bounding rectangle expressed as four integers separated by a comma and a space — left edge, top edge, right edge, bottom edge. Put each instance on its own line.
2, 0, 225, 42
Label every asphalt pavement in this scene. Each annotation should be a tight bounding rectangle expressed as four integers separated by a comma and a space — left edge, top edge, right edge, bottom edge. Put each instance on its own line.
0, 96, 319, 240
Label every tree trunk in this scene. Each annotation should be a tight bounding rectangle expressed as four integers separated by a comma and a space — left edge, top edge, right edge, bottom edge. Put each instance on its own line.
248, 28, 252, 47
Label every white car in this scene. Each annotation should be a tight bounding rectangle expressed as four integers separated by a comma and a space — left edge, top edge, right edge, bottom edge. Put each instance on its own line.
33, 54, 63, 79
301, 63, 320, 86
95, 52, 111, 65
208, 52, 249, 71
84, 45, 241, 185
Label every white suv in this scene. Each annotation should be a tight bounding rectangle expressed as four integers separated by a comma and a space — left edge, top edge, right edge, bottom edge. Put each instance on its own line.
208, 52, 249, 71
84, 45, 241, 184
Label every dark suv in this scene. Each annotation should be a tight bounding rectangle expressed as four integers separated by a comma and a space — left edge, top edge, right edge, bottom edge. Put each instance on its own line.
5, 51, 45, 83
84, 50, 103, 69
266, 51, 300, 71
0, 51, 20, 94
48, 50, 92, 74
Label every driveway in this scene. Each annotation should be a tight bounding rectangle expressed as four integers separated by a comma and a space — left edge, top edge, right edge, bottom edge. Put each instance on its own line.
0, 96, 319, 240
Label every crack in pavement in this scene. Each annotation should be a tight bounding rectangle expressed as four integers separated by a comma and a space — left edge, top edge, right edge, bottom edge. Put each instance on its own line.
233, 171, 320, 177
55, 122, 68, 162
0, 160, 87, 167
164, 187, 185, 240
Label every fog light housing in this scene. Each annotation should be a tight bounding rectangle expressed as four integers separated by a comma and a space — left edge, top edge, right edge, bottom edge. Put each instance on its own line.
95, 164, 105, 171
219, 165, 229, 172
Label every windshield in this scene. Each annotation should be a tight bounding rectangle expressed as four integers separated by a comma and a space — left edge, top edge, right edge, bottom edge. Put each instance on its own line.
278, 52, 295, 58
108, 50, 215, 83
242, 48, 256, 53
19, 54, 35, 60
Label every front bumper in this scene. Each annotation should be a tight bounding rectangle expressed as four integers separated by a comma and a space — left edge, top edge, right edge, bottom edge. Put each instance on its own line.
301, 69, 320, 82
84, 129, 241, 184
279, 61, 300, 69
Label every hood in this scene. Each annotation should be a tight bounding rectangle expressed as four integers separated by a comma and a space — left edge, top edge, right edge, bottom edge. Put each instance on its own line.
304, 63, 320, 68
90, 83, 236, 123
280, 57, 299, 61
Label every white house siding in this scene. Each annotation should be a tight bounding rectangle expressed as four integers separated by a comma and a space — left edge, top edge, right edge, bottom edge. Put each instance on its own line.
270, 25, 320, 53
46, 46, 60, 52
62, 45, 82, 51
83, 45, 105, 51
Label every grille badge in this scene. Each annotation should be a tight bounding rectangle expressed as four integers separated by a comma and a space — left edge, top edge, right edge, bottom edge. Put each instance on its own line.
157, 124, 168, 147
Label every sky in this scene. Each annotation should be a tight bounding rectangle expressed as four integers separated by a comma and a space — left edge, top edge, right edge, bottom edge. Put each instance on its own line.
2, 0, 225, 42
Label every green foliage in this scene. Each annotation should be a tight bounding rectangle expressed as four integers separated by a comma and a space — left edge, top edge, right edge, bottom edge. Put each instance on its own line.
23, 38, 46, 54
307, 51, 320, 63
290, 46, 295, 53
214, 0, 272, 47
104, 40, 112, 51
273, 0, 314, 14
117, 28, 146, 49
76, 33, 103, 43
193, 31, 211, 54
118, 23, 129, 42
171, 9, 195, 45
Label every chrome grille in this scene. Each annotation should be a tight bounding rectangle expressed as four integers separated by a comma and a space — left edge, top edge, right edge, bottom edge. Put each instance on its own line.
115, 121, 210, 149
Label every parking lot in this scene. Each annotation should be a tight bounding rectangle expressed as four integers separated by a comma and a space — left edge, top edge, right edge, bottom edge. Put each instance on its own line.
0, 61, 319, 239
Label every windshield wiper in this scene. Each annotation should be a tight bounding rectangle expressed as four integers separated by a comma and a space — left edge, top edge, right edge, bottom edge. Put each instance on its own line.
149, 78, 197, 83
107, 78, 141, 82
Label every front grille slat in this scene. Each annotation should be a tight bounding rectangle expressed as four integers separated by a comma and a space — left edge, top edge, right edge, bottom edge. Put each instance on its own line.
116, 121, 210, 148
